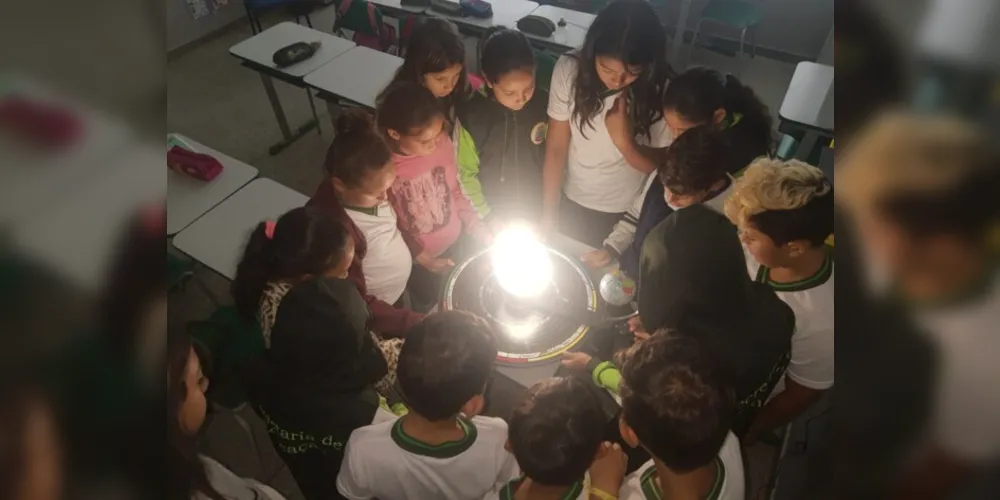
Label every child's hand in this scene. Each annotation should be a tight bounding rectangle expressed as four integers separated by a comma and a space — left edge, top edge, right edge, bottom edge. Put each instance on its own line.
627, 316, 650, 342
604, 94, 633, 155
580, 248, 613, 269
560, 351, 593, 372
589, 441, 628, 496
417, 254, 455, 275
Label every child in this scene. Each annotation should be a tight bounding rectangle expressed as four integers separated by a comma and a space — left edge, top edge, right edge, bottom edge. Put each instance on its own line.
838, 112, 1000, 486
485, 376, 606, 499
231, 207, 403, 500
337, 311, 520, 500
379, 17, 469, 132
564, 205, 794, 438
581, 126, 734, 280
457, 27, 549, 224
308, 109, 424, 337
724, 159, 834, 445
168, 330, 286, 500
541, 0, 673, 247
615, 330, 745, 500
376, 82, 489, 307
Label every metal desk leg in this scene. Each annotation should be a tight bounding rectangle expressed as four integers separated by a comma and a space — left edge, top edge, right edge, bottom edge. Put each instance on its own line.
260, 73, 293, 142
794, 130, 820, 162
325, 97, 339, 130
670, 0, 692, 67
259, 73, 319, 155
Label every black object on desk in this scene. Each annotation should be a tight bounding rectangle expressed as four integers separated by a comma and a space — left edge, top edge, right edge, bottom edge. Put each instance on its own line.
518, 15, 557, 37
272, 41, 321, 68
430, 0, 462, 15
401, 0, 431, 5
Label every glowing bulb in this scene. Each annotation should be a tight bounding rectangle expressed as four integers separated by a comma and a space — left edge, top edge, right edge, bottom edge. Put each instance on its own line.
490, 225, 552, 298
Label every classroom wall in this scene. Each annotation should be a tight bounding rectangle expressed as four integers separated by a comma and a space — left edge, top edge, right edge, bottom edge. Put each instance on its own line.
167, 0, 248, 53
664, 0, 835, 60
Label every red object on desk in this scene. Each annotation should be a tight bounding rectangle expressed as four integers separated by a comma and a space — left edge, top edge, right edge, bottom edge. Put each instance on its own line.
167, 146, 224, 181
0, 95, 83, 149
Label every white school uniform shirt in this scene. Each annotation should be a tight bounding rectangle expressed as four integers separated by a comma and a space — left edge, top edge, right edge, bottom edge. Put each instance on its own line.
744, 250, 835, 396
916, 271, 1000, 461
547, 55, 672, 214
482, 475, 591, 500
619, 432, 744, 500
603, 174, 735, 255
344, 201, 413, 304
337, 415, 520, 500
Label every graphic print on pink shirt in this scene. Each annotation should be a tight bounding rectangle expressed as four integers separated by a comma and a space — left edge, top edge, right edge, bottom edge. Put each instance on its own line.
396, 166, 451, 234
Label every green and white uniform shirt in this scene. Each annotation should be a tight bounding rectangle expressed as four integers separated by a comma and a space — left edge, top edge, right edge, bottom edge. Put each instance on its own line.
619, 432, 744, 500
336, 416, 520, 500
746, 247, 835, 396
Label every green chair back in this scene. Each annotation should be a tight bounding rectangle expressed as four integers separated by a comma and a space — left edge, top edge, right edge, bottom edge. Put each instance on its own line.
701, 0, 764, 28
535, 50, 558, 93
188, 305, 265, 408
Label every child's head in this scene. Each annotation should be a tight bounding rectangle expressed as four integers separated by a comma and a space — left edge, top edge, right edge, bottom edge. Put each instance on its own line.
573, 0, 669, 137
231, 207, 354, 320
324, 109, 395, 208
615, 329, 734, 473
396, 311, 498, 421
663, 67, 773, 170
658, 125, 729, 209
391, 18, 467, 101
838, 111, 1000, 297
480, 27, 536, 111
377, 81, 447, 157
507, 377, 605, 487
725, 158, 833, 269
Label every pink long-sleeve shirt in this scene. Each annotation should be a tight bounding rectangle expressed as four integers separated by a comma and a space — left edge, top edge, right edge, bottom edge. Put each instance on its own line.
389, 133, 481, 259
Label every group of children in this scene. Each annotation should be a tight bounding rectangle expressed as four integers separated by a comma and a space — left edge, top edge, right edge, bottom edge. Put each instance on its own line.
173, 0, 837, 498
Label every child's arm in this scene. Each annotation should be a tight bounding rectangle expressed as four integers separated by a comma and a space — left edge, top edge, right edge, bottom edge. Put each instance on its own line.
456, 124, 492, 219
453, 161, 484, 233
603, 175, 653, 257
336, 434, 373, 499
541, 57, 574, 233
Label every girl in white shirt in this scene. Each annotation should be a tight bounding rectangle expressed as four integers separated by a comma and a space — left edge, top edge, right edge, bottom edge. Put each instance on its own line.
541, 0, 672, 247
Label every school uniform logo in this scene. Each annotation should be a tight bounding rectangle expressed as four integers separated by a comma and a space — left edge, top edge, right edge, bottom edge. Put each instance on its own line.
530, 122, 547, 145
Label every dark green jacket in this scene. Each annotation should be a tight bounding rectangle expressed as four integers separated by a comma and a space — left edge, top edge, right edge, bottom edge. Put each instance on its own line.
456, 87, 549, 222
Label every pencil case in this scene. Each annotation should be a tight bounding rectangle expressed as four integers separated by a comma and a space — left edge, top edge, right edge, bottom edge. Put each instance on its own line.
0, 95, 82, 149
168, 146, 224, 181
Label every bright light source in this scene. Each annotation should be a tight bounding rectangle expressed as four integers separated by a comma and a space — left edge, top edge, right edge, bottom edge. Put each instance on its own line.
490, 225, 552, 298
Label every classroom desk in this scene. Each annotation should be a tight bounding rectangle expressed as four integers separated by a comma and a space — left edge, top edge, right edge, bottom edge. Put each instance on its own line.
427, 0, 540, 34
779, 62, 834, 161
167, 134, 260, 236
520, 4, 594, 52
369, 0, 427, 16
172, 178, 309, 280
10, 143, 166, 292
304, 46, 404, 113
229, 22, 356, 155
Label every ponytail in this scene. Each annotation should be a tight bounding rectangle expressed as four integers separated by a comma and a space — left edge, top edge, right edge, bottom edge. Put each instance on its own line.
721, 73, 774, 162
230, 207, 350, 321
324, 109, 391, 188
230, 222, 275, 320
664, 67, 773, 173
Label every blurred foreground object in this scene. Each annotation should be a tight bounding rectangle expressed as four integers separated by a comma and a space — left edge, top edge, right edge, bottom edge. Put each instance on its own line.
838, 111, 1000, 498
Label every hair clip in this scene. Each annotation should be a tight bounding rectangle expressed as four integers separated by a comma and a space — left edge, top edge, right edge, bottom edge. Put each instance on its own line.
264, 220, 276, 239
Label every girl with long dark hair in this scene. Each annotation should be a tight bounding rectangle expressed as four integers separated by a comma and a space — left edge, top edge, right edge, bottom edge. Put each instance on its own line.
168, 330, 284, 500
540, 0, 672, 247
231, 206, 405, 500
378, 18, 469, 133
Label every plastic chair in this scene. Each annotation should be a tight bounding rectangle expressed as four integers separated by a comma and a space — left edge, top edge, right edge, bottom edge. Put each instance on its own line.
687, 0, 764, 69
534, 50, 558, 93
168, 252, 220, 306
244, 0, 321, 35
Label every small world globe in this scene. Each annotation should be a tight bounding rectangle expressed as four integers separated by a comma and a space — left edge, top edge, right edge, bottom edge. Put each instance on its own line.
599, 269, 636, 306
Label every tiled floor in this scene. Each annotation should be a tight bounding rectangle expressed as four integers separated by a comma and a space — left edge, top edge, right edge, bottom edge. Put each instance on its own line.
168, 9, 796, 499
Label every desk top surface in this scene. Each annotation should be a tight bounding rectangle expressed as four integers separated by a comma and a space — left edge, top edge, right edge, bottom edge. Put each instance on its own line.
229, 22, 356, 78
428, 0, 540, 31
304, 46, 404, 108
779, 61, 834, 131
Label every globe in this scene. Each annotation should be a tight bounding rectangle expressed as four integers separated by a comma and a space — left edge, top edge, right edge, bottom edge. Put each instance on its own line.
599, 269, 636, 306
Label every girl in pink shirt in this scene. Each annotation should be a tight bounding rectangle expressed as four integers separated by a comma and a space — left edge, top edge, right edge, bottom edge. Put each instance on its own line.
377, 81, 489, 307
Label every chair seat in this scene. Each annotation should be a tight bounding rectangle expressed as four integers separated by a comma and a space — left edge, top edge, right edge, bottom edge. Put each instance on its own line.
701, 0, 763, 28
